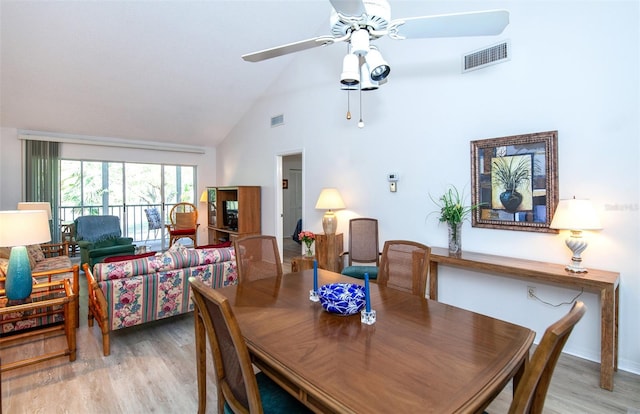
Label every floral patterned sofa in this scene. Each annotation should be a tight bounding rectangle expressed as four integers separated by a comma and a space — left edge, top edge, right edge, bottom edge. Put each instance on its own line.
84, 244, 237, 356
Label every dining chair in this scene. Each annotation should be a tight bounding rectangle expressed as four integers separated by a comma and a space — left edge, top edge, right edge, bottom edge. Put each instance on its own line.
189, 277, 310, 414
234, 235, 283, 283
505, 300, 587, 414
377, 240, 430, 298
340, 218, 380, 280
165, 202, 199, 247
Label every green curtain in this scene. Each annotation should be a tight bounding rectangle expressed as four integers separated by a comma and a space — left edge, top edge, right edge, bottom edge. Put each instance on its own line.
24, 140, 60, 242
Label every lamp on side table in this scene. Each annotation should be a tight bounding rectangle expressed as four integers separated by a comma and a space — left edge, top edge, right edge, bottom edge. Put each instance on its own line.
550, 197, 602, 273
0, 210, 52, 300
315, 188, 346, 235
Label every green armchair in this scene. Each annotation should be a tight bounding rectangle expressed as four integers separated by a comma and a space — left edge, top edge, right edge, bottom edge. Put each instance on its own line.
74, 216, 135, 268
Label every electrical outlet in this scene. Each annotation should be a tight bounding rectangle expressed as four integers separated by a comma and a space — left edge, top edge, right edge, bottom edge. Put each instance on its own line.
527, 286, 536, 300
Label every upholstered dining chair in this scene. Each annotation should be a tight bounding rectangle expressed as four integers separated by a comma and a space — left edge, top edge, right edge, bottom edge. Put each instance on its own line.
377, 240, 430, 298
189, 277, 310, 414
340, 218, 380, 280
165, 202, 199, 247
234, 235, 283, 284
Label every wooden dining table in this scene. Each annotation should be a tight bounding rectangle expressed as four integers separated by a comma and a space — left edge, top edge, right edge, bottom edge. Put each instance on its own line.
217, 269, 535, 413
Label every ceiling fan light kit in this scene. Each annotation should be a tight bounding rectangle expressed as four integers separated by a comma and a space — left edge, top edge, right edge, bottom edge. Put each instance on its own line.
350, 28, 371, 56
365, 46, 390, 81
341, 53, 361, 85
359, 62, 379, 91
242, 0, 510, 127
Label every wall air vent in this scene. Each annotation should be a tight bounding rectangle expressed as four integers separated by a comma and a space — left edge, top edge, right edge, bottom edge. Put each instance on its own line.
270, 114, 284, 128
462, 40, 510, 73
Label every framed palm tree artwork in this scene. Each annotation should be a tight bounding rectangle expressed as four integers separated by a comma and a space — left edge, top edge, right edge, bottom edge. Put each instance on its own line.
470, 131, 559, 233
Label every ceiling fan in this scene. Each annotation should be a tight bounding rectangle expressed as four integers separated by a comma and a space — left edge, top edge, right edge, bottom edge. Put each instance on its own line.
242, 0, 509, 126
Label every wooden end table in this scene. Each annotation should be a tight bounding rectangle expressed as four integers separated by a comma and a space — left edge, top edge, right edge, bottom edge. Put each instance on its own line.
291, 255, 315, 272
315, 233, 344, 273
0, 279, 77, 372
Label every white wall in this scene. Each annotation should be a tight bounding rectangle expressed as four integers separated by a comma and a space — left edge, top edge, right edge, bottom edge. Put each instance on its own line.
217, 1, 640, 375
0, 128, 217, 243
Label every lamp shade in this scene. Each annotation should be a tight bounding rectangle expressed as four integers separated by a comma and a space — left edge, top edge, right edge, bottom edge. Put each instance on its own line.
0, 210, 52, 300
550, 199, 602, 231
315, 188, 346, 210
0, 210, 52, 246
17, 202, 52, 220
200, 190, 208, 203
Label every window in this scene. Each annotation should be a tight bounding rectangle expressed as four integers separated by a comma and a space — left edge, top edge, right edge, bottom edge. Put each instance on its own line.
60, 160, 196, 248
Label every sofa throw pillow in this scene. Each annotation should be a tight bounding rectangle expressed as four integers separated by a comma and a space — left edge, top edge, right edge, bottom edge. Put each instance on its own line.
0, 247, 36, 270
155, 242, 190, 270
168, 241, 189, 257
0, 258, 8, 278
27, 244, 46, 262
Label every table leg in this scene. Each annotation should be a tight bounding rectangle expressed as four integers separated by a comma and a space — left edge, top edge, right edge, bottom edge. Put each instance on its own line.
67, 296, 77, 362
600, 286, 615, 391
512, 353, 529, 398
615, 285, 619, 372
429, 261, 439, 301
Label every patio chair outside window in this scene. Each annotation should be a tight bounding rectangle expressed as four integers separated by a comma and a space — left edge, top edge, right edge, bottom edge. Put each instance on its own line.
144, 207, 163, 242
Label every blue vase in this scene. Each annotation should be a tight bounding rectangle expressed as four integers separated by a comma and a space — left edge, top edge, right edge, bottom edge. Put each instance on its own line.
5, 246, 33, 300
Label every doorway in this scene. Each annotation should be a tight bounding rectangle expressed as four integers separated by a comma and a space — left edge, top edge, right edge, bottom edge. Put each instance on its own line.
276, 152, 303, 269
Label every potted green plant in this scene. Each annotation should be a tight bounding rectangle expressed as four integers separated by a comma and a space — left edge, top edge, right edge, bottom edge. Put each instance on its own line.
430, 186, 481, 255
491, 156, 531, 213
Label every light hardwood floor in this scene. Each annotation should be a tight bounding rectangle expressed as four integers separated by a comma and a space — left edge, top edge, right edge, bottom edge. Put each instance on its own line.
1, 271, 638, 413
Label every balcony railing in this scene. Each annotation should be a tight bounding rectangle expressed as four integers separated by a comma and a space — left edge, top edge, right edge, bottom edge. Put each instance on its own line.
58, 203, 178, 248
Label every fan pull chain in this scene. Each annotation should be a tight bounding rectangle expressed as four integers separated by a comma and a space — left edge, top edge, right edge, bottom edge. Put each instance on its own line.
346, 90, 352, 120
358, 81, 364, 128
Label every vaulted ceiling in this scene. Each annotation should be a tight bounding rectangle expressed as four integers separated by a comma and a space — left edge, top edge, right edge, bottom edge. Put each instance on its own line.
1, 1, 500, 148
1, 1, 333, 147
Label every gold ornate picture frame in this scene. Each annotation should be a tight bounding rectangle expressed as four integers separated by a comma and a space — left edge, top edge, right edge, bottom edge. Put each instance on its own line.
471, 131, 559, 233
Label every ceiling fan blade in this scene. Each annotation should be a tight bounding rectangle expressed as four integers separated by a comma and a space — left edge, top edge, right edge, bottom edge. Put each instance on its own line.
389, 10, 509, 39
242, 36, 337, 62
329, 0, 366, 17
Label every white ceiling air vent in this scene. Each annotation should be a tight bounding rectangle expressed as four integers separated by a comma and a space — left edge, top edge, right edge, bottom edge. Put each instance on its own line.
462, 40, 510, 73
270, 114, 284, 128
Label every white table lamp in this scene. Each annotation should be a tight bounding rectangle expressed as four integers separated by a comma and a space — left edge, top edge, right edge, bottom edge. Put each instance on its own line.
0, 210, 52, 300
315, 188, 346, 235
17, 202, 52, 220
550, 198, 602, 273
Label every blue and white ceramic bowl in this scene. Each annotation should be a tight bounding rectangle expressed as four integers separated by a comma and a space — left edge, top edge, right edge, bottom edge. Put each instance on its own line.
318, 283, 366, 316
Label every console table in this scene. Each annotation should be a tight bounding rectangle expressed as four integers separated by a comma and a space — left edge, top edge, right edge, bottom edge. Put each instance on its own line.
428, 247, 619, 391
